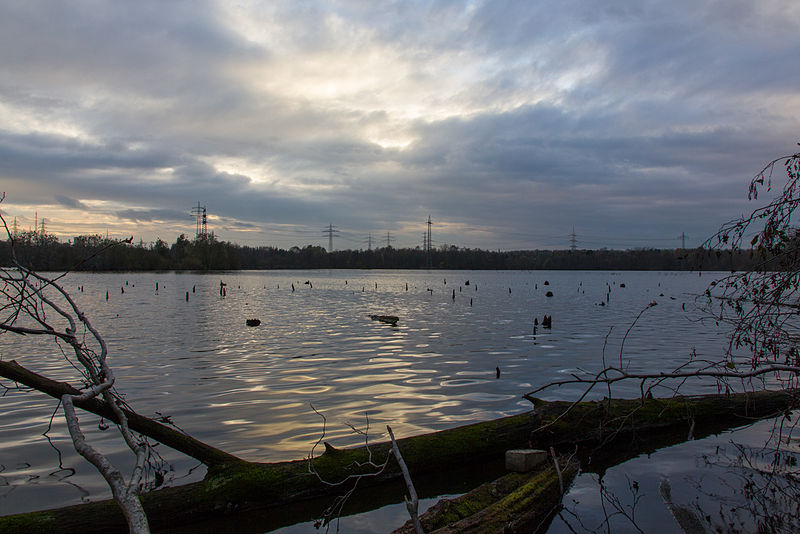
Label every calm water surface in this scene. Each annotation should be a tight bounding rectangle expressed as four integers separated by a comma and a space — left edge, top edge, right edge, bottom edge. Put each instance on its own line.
0, 269, 730, 526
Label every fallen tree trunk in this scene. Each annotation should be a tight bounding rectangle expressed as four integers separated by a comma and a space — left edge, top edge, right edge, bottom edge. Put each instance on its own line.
1, 389, 797, 533
0, 359, 244, 467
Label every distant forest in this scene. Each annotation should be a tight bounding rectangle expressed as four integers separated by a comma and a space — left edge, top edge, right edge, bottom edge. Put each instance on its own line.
0, 231, 750, 272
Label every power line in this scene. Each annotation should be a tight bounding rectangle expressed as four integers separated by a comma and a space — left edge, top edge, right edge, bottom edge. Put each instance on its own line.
336, 235, 362, 243
322, 223, 339, 252
191, 202, 207, 239
426, 215, 432, 269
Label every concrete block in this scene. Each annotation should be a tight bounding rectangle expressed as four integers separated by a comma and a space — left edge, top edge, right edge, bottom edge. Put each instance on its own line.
505, 449, 547, 472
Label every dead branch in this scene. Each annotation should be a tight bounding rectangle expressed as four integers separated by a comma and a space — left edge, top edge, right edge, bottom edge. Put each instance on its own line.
0, 264, 150, 531
0, 359, 243, 466
306, 407, 394, 532
525, 363, 800, 401
388, 425, 424, 534
1, 201, 158, 533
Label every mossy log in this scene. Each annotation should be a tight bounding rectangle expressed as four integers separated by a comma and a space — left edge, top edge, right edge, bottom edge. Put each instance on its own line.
1, 389, 796, 533
393, 456, 579, 534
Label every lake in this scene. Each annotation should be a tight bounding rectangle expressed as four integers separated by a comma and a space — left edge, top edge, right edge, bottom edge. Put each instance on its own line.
0, 269, 756, 530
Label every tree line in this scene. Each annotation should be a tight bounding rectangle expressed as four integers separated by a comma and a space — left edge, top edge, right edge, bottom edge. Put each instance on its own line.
0, 230, 752, 271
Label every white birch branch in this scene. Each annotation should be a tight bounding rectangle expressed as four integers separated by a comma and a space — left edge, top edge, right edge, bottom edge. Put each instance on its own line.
0, 201, 152, 533
388, 425, 424, 534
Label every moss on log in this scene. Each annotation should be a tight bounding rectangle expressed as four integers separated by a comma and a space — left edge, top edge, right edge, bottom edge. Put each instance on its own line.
1, 389, 796, 533
393, 456, 579, 534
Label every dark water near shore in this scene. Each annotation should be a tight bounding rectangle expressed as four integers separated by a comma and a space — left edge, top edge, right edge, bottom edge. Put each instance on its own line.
0, 269, 759, 530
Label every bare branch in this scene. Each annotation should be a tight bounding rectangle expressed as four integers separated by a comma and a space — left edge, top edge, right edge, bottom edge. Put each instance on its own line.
0, 359, 242, 466
527, 363, 800, 397
0, 198, 151, 532
388, 425, 424, 534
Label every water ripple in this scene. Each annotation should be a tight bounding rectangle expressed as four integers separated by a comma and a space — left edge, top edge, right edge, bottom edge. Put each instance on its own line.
1, 269, 725, 514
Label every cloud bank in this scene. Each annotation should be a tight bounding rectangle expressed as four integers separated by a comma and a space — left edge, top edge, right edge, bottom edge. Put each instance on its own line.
1, 0, 798, 250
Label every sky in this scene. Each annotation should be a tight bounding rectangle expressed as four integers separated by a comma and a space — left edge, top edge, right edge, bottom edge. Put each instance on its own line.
1, 1, 798, 251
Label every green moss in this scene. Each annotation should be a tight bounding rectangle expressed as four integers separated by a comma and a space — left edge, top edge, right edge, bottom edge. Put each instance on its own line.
437, 501, 482, 524
201, 461, 301, 503
0, 513, 58, 533
498, 469, 560, 510
533, 393, 790, 447
431, 472, 530, 527
199, 448, 397, 506
308, 446, 392, 479
420, 461, 579, 534
397, 411, 535, 466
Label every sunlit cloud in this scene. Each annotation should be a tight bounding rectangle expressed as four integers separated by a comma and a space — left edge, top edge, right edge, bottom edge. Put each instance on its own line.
0, 0, 797, 250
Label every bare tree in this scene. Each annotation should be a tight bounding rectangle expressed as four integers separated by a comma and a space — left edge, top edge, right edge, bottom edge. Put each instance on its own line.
0, 196, 151, 533
703, 143, 800, 390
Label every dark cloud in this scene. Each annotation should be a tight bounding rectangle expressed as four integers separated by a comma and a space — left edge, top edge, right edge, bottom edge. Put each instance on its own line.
54, 195, 87, 210
0, 1, 798, 250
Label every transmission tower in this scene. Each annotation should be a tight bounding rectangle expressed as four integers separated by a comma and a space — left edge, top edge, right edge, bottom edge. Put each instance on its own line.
191, 202, 208, 238
367, 232, 373, 251
323, 223, 339, 251
426, 215, 433, 269
569, 226, 578, 251
681, 232, 686, 249
385, 231, 394, 248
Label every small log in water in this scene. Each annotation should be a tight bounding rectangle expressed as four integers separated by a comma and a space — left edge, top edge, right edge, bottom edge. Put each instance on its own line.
370, 314, 399, 325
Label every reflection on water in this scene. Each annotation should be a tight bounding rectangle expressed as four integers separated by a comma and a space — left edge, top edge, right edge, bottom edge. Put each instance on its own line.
0, 269, 721, 517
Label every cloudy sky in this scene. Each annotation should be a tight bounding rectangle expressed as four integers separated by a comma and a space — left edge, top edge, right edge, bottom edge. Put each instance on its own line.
1, 1, 798, 251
